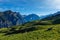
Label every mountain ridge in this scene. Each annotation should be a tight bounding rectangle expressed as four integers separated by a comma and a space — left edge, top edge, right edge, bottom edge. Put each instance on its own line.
0, 10, 41, 27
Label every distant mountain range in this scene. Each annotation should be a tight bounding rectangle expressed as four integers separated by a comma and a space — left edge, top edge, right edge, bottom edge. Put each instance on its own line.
42, 11, 60, 20
0, 10, 40, 27
23, 14, 40, 22
42, 11, 60, 24
0, 10, 60, 27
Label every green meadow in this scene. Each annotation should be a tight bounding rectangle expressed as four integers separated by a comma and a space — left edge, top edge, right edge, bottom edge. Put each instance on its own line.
0, 21, 60, 40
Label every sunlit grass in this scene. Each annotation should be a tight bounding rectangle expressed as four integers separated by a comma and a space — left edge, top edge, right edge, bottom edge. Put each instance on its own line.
0, 24, 59, 40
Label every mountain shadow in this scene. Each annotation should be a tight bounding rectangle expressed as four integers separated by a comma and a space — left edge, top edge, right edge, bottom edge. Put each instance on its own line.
5, 27, 37, 35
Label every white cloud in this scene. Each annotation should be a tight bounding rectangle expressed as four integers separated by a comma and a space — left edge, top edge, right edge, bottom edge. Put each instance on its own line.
45, 0, 60, 10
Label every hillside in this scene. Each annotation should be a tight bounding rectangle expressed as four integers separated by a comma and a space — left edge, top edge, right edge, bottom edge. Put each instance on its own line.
42, 11, 60, 24
41, 11, 60, 20
0, 20, 60, 40
0, 10, 60, 40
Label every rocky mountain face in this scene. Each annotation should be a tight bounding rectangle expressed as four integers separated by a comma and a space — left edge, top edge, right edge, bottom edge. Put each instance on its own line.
0, 10, 24, 28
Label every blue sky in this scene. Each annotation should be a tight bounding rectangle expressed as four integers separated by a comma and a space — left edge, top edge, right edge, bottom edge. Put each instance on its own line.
0, 0, 60, 16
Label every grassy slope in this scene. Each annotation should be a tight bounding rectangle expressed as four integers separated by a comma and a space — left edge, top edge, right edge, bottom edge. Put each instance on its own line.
0, 24, 60, 40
